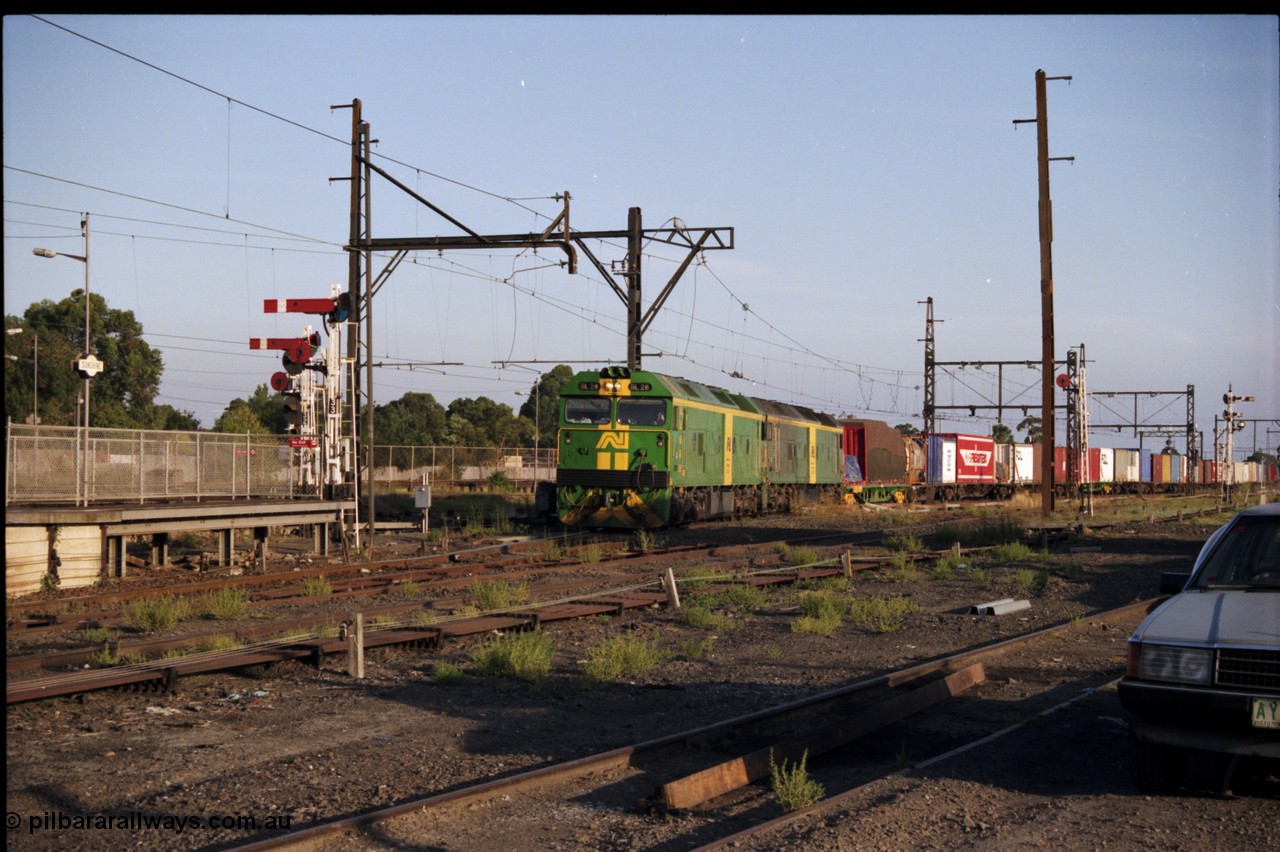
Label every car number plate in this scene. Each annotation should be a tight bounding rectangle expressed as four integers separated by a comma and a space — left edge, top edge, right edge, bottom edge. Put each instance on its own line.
1252, 697, 1280, 729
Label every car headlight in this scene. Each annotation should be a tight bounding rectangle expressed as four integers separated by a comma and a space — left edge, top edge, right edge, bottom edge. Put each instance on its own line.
1135, 644, 1213, 685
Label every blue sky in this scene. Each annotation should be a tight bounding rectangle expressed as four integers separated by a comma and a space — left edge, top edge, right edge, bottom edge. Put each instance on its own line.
4, 15, 1277, 457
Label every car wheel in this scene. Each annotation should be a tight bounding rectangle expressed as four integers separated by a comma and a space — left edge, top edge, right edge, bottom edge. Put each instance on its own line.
1128, 729, 1187, 791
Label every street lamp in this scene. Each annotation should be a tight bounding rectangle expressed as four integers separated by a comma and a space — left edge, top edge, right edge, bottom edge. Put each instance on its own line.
33, 213, 92, 429
5, 326, 38, 424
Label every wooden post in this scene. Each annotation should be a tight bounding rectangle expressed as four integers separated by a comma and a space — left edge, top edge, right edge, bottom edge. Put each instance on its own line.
347, 612, 365, 679
663, 567, 681, 610
841, 551, 852, 579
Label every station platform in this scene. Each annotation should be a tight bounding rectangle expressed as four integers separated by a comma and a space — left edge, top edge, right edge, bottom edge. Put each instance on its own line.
5, 498, 355, 595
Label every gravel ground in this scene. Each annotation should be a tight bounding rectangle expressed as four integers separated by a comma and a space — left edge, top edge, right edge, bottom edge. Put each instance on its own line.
6, 501, 1278, 850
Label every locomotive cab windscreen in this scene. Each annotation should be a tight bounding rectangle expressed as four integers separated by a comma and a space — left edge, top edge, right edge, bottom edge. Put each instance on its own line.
565, 397, 612, 425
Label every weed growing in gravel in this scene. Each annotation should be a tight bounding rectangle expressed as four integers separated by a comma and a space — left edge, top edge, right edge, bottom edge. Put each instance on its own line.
125, 596, 192, 633
718, 584, 767, 609
1059, 562, 1083, 580
1011, 568, 1038, 593
766, 645, 782, 661
574, 539, 604, 565
431, 661, 466, 684
79, 626, 114, 645
680, 567, 719, 592
788, 546, 820, 566
930, 551, 965, 580
582, 634, 668, 681
991, 542, 1035, 562
791, 591, 846, 635
679, 637, 716, 660
934, 518, 1026, 548
397, 580, 420, 597
301, 575, 333, 597
470, 631, 556, 682
468, 579, 529, 611
413, 610, 441, 628
630, 529, 662, 553
772, 541, 792, 557
683, 600, 734, 631
770, 749, 824, 812
847, 595, 920, 633
203, 585, 250, 620
966, 566, 992, 590
40, 572, 61, 592
884, 533, 925, 553
1034, 567, 1051, 590
887, 552, 918, 581
194, 635, 241, 653
88, 644, 121, 667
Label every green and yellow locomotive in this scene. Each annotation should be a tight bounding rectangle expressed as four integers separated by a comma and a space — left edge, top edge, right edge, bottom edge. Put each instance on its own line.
555, 367, 844, 529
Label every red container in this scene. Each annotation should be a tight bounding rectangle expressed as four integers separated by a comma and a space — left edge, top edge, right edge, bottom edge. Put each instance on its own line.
932, 433, 995, 483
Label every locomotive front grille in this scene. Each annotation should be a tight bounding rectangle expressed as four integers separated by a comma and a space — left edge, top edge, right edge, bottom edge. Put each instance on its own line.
1217, 648, 1280, 691
557, 468, 670, 489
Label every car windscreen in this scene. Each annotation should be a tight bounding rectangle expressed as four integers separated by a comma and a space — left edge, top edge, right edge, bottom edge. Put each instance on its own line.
1191, 515, 1280, 588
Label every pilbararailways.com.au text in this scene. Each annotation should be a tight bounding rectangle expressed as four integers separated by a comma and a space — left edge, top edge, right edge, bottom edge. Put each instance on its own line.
10, 810, 293, 836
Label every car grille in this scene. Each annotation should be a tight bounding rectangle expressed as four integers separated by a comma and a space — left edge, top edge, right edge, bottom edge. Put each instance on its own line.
556, 468, 670, 489
1217, 648, 1280, 692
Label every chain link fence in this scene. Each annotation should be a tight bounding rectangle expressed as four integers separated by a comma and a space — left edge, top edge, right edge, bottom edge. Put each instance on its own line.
370, 445, 558, 489
5, 425, 562, 505
6, 424, 319, 506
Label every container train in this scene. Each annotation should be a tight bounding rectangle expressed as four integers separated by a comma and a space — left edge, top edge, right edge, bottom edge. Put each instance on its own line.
842, 420, 1278, 504
553, 367, 1276, 529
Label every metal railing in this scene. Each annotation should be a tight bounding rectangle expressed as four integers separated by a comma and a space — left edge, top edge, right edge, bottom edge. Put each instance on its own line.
6, 424, 320, 506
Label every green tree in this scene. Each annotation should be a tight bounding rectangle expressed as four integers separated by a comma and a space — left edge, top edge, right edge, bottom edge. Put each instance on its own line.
446, 397, 523, 448
1017, 416, 1042, 444
6, 291, 177, 429
212, 399, 268, 434
1246, 451, 1278, 465
515, 365, 573, 448
374, 391, 448, 447
992, 423, 1015, 444
895, 423, 920, 436
211, 384, 286, 434
245, 383, 287, 433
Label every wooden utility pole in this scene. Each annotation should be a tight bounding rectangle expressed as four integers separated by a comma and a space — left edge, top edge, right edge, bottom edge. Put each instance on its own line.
1014, 69, 1073, 516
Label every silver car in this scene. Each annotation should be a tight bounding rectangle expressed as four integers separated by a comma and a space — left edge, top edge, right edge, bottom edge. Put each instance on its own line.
1118, 502, 1280, 791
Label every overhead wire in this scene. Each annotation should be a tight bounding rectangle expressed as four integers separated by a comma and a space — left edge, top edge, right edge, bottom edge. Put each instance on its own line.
17, 15, 923, 419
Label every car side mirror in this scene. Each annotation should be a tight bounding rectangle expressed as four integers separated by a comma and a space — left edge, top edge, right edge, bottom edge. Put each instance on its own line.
1159, 571, 1192, 595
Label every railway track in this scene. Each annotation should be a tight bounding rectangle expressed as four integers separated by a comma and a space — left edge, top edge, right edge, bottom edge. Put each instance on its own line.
229, 598, 1160, 850
6, 501, 1235, 704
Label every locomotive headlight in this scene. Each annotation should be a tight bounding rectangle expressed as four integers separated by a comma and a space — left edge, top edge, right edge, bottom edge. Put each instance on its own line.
563, 433, 572, 445
656, 435, 665, 447
1134, 644, 1212, 685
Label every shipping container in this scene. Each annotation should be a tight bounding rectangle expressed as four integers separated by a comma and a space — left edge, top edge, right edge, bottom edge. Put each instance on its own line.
926, 435, 957, 484
995, 443, 1035, 484
1098, 448, 1114, 483
931, 433, 995, 483
840, 420, 916, 483
1115, 449, 1141, 483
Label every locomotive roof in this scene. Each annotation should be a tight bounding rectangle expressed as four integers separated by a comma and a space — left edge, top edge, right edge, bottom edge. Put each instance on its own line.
567, 368, 839, 427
